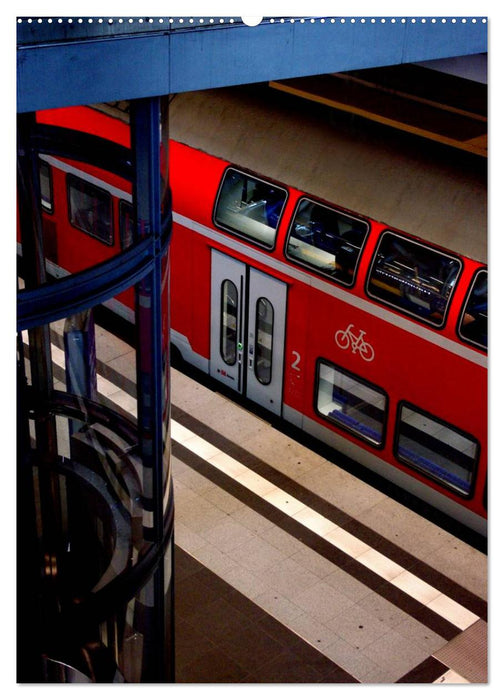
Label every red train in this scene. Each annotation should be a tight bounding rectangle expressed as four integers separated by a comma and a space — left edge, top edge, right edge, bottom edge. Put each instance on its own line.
28, 86, 487, 536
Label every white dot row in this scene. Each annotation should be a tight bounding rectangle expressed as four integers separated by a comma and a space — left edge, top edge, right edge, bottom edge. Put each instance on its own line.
17, 17, 488, 26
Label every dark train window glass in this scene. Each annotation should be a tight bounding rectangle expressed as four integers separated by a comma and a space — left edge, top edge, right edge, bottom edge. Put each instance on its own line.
67, 174, 113, 245
255, 298, 274, 385
315, 360, 387, 447
119, 200, 134, 250
395, 403, 478, 497
220, 280, 238, 365
214, 168, 287, 249
458, 269, 487, 350
286, 198, 369, 285
39, 159, 53, 213
366, 232, 461, 327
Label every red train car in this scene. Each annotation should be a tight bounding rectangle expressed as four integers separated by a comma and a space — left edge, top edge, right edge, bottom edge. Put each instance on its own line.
28, 86, 487, 535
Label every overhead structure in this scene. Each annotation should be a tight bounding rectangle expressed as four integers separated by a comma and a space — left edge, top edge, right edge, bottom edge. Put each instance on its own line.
17, 16, 487, 112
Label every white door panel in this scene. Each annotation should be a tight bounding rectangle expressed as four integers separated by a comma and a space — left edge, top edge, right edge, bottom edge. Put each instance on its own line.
210, 250, 245, 393
246, 268, 287, 415
210, 250, 287, 415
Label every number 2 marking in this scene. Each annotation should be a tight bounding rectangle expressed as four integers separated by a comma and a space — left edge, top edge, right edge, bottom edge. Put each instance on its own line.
291, 351, 301, 372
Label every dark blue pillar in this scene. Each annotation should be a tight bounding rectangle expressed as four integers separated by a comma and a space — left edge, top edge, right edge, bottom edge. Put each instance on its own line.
17, 97, 174, 682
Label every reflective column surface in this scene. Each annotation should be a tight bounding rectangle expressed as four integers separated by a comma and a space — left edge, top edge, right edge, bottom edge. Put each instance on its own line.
17, 99, 174, 682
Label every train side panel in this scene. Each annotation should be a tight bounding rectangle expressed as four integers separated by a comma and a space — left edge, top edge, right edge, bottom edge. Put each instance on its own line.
27, 104, 487, 535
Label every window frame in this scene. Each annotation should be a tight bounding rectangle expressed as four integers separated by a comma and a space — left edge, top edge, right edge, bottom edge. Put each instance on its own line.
219, 279, 239, 367
39, 158, 54, 214
457, 268, 488, 351
285, 196, 370, 287
66, 172, 114, 246
314, 358, 389, 449
254, 297, 275, 386
213, 166, 288, 251
119, 199, 135, 251
365, 230, 462, 328
393, 400, 479, 499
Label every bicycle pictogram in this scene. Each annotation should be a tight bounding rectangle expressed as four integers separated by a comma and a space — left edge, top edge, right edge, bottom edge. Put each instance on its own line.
334, 324, 375, 362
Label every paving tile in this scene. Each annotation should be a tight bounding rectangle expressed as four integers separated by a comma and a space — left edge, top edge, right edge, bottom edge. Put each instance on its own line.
184, 595, 255, 638
203, 517, 257, 553
190, 542, 238, 577
391, 569, 440, 604
176, 494, 229, 533
175, 576, 222, 619
361, 628, 430, 680
220, 564, 271, 600
288, 611, 340, 651
290, 545, 339, 578
230, 503, 274, 534
240, 649, 325, 683
259, 557, 322, 598
217, 624, 287, 673
227, 533, 288, 572
95, 326, 134, 364
260, 523, 305, 556
356, 548, 404, 581
173, 520, 207, 554
294, 506, 337, 536
323, 565, 373, 603
253, 589, 305, 624
174, 618, 217, 672
322, 634, 383, 680
427, 594, 479, 630
357, 590, 410, 628
325, 602, 392, 650
263, 487, 306, 516
394, 616, 447, 655
290, 580, 355, 623
178, 647, 249, 683
423, 537, 488, 601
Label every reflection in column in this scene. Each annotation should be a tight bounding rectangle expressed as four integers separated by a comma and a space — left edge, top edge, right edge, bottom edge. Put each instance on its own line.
17, 97, 174, 682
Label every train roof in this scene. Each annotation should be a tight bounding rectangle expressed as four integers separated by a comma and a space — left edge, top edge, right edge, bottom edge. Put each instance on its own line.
169, 84, 487, 264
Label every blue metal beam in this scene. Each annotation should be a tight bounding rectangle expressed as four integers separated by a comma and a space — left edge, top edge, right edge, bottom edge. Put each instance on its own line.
17, 17, 487, 112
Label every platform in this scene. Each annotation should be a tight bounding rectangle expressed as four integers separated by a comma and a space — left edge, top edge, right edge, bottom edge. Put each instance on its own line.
45, 321, 487, 683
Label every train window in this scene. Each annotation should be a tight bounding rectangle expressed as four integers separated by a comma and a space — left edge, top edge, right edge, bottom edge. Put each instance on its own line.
67, 173, 113, 245
220, 280, 239, 365
315, 360, 387, 447
119, 200, 134, 250
458, 269, 487, 350
214, 168, 287, 249
366, 232, 461, 327
286, 198, 369, 285
255, 298, 274, 385
39, 159, 53, 213
395, 402, 478, 498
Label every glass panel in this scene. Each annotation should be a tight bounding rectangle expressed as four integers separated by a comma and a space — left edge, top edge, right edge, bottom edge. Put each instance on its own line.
255, 297, 274, 385
367, 232, 461, 326
119, 200, 135, 250
220, 280, 238, 365
459, 269, 487, 349
18, 284, 174, 681
286, 198, 368, 285
67, 173, 113, 245
214, 168, 286, 248
396, 404, 478, 496
39, 159, 53, 213
316, 360, 387, 446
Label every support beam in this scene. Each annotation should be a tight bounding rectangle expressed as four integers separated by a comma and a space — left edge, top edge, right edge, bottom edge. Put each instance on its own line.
17, 16, 487, 112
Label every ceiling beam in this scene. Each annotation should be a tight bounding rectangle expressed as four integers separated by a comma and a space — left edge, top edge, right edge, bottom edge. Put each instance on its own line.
17, 17, 487, 112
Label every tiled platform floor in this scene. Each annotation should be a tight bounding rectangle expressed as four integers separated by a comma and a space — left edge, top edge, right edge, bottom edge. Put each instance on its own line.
169, 368, 487, 684
45, 322, 487, 684
175, 546, 358, 683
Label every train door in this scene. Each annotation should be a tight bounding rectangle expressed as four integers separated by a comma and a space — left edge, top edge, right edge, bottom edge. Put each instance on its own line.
210, 249, 287, 415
